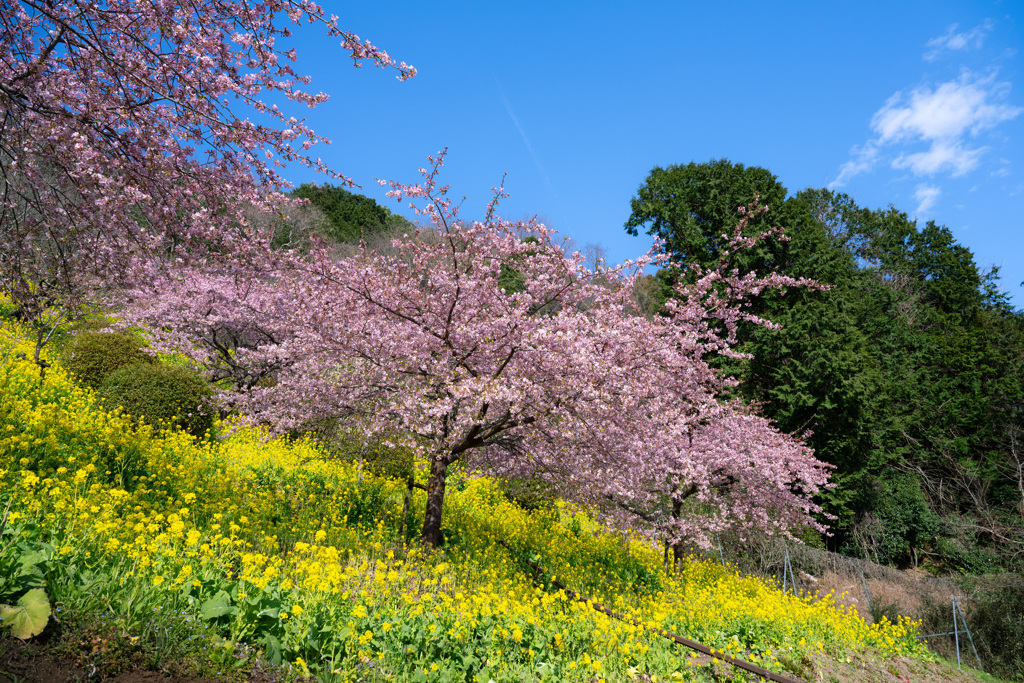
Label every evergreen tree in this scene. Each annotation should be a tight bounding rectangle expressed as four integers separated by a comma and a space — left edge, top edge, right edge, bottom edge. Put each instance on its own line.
290, 183, 412, 245
626, 161, 1024, 570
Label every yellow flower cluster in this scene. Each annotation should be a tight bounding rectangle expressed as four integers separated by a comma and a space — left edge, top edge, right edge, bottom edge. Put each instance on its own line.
0, 323, 927, 681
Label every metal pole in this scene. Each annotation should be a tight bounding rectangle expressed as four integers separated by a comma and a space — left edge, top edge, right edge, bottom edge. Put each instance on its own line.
859, 568, 874, 617
784, 547, 797, 595
954, 596, 982, 671
952, 595, 961, 670
781, 549, 788, 593
716, 534, 725, 566
783, 547, 789, 592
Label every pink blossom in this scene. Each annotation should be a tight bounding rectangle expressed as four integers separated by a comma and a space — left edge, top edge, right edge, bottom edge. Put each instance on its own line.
1, 0, 413, 347
127, 153, 830, 548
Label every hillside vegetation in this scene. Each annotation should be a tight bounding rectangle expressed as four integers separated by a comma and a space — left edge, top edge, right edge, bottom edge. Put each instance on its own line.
626, 161, 1024, 574
3, 5, 1017, 680
0, 321, 961, 682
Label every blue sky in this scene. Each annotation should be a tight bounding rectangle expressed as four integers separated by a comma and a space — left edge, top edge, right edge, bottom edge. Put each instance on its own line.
281, 1, 1024, 308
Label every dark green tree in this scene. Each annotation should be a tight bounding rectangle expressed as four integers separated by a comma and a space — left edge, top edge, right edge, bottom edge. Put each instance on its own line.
287, 183, 412, 246
800, 197, 1024, 568
625, 161, 1024, 570
624, 159, 788, 274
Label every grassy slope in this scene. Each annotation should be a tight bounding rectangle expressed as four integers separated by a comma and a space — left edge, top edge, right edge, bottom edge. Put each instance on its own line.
0, 326, 1003, 682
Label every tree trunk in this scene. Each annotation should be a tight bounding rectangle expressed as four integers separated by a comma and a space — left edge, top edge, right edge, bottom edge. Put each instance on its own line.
671, 497, 684, 572
420, 456, 448, 547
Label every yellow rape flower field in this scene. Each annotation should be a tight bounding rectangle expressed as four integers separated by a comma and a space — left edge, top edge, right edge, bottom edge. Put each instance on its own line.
0, 324, 958, 682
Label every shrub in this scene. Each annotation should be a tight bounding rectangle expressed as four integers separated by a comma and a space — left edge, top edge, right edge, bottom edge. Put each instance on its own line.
319, 429, 416, 482
841, 472, 939, 568
97, 363, 215, 439
967, 573, 1024, 680
62, 331, 154, 389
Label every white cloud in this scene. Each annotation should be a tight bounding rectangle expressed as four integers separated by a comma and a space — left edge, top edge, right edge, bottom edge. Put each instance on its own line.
831, 71, 1022, 186
871, 73, 1019, 142
913, 184, 941, 215
892, 140, 985, 176
831, 142, 879, 187
924, 20, 993, 61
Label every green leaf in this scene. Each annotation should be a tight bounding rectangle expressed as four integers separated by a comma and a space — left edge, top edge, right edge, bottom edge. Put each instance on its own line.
264, 633, 282, 665
16, 564, 44, 589
17, 550, 46, 570
256, 605, 280, 619
200, 590, 237, 620
0, 588, 50, 639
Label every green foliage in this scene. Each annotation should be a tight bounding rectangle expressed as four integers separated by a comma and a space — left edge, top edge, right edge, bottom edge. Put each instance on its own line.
62, 330, 155, 389
289, 183, 412, 245
794, 199, 1024, 570
40, 540, 226, 677
842, 472, 939, 567
0, 298, 19, 320
499, 476, 558, 512
327, 433, 417, 482
497, 235, 540, 295
0, 503, 53, 640
96, 363, 215, 439
967, 574, 1024, 680
625, 163, 1024, 573
624, 158, 788, 273
0, 536, 48, 607
0, 587, 50, 639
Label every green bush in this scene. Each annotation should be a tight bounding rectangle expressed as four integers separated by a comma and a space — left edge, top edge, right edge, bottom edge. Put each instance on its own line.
96, 363, 215, 439
841, 471, 939, 568
316, 428, 416, 482
967, 574, 1024, 681
62, 331, 155, 389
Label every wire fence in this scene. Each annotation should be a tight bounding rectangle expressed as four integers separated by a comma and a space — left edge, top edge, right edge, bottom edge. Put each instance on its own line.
680, 533, 1024, 679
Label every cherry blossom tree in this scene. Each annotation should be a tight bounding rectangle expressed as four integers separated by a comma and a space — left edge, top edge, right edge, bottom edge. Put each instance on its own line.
128, 153, 831, 548
0, 0, 413, 367
563, 406, 832, 558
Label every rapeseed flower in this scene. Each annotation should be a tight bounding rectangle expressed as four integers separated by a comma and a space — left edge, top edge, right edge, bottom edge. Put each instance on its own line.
0, 319, 928, 682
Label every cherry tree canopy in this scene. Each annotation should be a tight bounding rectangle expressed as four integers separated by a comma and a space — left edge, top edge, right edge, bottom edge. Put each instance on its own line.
2, 1, 829, 549
127, 154, 832, 547
571, 406, 832, 552
0, 0, 412, 357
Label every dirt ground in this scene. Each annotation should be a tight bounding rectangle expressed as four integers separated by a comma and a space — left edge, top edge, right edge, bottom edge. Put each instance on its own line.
1, 633, 1001, 683
806, 650, 998, 683
1, 637, 210, 682
0, 636, 282, 683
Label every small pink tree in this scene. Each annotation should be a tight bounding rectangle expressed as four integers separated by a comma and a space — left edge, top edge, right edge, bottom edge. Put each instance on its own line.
0, 1, 412, 367
556, 405, 831, 558
129, 153, 831, 548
